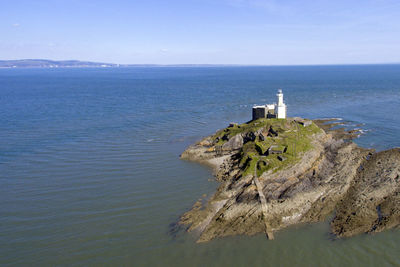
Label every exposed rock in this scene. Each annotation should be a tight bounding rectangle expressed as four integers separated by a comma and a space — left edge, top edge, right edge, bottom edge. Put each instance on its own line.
179, 118, 400, 242
331, 148, 400, 237
222, 134, 243, 151
199, 139, 213, 147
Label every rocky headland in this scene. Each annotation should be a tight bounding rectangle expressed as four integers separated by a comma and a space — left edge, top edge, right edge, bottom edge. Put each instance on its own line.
179, 118, 400, 242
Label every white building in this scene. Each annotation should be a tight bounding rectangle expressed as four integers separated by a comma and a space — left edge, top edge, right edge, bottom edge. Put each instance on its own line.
275, 89, 287, 119
252, 89, 287, 120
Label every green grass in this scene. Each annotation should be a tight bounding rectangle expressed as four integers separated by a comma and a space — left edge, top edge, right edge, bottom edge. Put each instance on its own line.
211, 118, 322, 177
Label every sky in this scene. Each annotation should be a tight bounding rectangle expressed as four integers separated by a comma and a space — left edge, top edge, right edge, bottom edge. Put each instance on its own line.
1, 0, 400, 65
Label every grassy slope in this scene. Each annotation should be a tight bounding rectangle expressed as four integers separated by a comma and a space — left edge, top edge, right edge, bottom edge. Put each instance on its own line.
212, 118, 321, 177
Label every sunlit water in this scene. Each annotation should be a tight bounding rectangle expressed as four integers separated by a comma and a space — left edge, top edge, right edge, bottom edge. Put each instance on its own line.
1, 66, 399, 266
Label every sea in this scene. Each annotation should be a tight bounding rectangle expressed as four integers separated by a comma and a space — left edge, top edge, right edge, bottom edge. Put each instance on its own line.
1, 65, 399, 266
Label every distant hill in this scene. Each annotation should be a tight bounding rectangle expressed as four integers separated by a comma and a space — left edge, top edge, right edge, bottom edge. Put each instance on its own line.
0, 60, 253, 68
0, 59, 118, 68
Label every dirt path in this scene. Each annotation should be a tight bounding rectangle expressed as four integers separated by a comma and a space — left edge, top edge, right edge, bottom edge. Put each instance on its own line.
254, 168, 274, 240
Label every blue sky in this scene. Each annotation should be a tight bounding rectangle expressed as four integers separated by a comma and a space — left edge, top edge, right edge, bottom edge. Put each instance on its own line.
1, 0, 400, 64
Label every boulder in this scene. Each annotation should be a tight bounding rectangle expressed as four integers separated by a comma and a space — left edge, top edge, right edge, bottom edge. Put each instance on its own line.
222, 134, 243, 151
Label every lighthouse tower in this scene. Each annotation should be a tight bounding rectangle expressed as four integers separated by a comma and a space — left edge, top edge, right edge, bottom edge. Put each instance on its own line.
275, 89, 287, 119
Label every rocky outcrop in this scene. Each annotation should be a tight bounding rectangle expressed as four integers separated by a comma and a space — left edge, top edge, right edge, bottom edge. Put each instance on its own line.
179, 118, 400, 242
222, 134, 243, 151
331, 148, 400, 237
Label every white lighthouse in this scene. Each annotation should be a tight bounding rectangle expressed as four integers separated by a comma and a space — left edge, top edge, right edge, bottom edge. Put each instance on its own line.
275, 89, 287, 119
252, 89, 287, 120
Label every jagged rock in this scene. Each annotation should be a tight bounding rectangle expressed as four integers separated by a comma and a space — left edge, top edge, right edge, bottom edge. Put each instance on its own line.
222, 134, 243, 151
179, 118, 400, 243
331, 148, 400, 237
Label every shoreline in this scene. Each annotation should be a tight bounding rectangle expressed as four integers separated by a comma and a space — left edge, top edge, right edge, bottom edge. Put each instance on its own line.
179, 117, 400, 242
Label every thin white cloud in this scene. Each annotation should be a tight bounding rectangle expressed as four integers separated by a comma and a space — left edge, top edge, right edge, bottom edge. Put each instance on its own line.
12, 23, 20, 27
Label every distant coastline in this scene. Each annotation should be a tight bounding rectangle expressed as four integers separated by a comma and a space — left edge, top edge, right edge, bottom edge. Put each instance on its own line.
1, 59, 400, 69
0, 59, 248, 69
0, 59, 255, 69
0, 59, 118, 68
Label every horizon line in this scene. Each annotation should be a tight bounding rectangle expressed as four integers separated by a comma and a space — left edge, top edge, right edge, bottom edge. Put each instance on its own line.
1, 58, 400, 67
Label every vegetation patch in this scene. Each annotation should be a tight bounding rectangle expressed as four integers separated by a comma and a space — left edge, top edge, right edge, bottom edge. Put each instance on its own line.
211, 118, 321, 177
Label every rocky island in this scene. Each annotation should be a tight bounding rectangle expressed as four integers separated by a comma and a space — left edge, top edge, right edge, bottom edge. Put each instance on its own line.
179, 117, 400, 242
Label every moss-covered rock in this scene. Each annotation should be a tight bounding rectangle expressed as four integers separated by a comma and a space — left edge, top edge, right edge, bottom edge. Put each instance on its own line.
208, 118, 322, 178
180, 117, 400, 243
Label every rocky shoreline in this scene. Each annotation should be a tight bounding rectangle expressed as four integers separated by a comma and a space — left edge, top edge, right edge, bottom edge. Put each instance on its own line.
179, 118, 400, 242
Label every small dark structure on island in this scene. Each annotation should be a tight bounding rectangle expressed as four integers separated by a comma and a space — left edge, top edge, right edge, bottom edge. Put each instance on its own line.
252, 89, 287, 120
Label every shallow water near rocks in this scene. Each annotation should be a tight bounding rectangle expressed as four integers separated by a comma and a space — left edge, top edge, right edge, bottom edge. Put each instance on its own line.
1, 65, 399, 266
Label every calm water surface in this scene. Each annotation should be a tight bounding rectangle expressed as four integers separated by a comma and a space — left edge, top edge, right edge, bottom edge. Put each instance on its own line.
1, 66, 400, 266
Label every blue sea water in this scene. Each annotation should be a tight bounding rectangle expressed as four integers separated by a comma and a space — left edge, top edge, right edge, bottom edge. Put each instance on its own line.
0, 65, 399, 266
